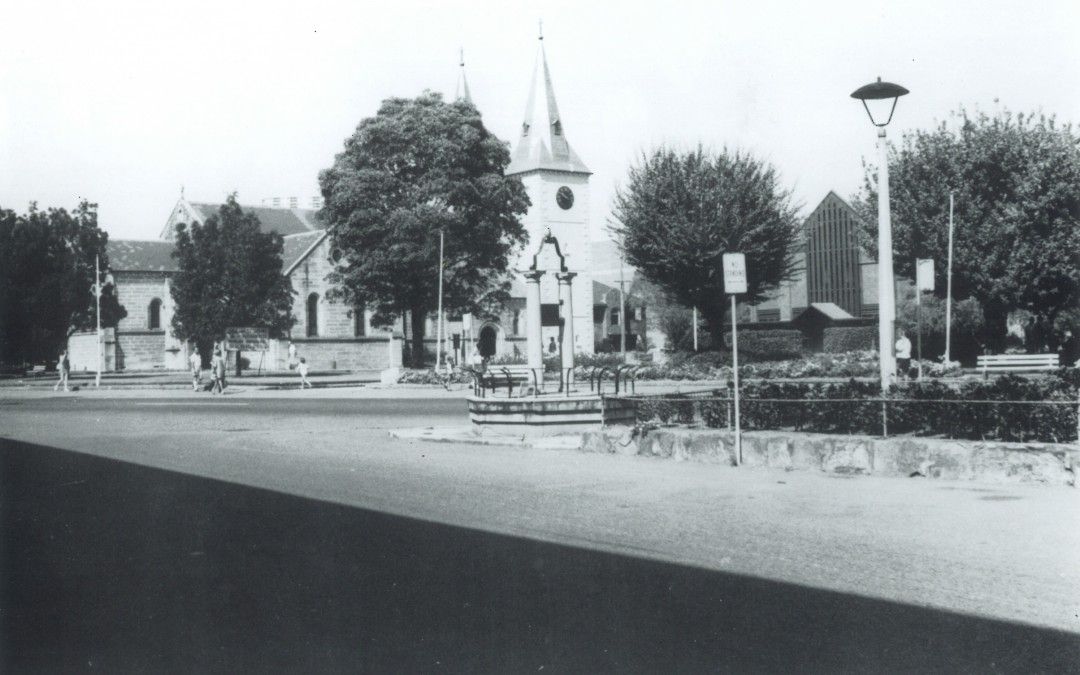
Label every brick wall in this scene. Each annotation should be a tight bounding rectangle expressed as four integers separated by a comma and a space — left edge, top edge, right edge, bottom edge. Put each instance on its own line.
67, 329, 117, 372
116, 332, 167, 370
286, 338, 389, 371
115, 271, 171, 332
288, 239, 369, 339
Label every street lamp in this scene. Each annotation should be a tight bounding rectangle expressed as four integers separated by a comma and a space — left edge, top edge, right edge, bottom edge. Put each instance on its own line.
851, 77, 909, 391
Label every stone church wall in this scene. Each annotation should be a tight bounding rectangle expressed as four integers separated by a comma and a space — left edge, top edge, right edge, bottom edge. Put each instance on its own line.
285, 337, 389, 371
116, 332, 167, 370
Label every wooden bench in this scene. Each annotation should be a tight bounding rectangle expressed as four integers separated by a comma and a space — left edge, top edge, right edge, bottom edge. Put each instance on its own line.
977, 353, 1059, 378
474, 365, 540, 397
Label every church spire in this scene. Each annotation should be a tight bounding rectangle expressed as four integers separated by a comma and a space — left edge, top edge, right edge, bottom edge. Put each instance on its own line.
455, 47, 473, 104
505, 27, 590, 176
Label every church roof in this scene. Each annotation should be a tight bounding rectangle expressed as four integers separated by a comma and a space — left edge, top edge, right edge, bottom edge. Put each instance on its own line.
505, 37, 590, 176
107, 240, 179, 273
282, 230, 330, 276
187, 202, 324, 237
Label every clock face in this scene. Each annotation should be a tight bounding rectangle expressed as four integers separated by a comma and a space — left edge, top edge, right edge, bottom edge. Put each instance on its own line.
556, 186, 574, 210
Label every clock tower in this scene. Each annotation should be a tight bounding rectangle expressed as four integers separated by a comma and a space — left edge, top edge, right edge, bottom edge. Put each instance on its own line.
506, 30, 595, 353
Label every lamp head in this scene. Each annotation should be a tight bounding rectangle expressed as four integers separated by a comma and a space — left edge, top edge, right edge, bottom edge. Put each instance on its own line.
850, 77, 909, 127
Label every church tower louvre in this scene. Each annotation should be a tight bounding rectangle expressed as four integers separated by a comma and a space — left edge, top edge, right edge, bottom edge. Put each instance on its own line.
507, 26, 595, 354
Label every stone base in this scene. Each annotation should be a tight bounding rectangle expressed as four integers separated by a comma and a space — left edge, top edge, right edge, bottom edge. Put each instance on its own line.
468, 394, 635, 438
380, 367, 401, 385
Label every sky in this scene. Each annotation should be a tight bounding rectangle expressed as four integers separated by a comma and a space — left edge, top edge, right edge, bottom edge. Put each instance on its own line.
2, 0, 1077, 243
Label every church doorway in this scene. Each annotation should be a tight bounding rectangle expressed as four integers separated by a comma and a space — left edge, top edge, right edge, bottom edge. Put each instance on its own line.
478, 325, 497, 359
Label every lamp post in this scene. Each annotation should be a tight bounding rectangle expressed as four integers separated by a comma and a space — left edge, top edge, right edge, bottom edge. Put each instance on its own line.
851, 77, 909, 392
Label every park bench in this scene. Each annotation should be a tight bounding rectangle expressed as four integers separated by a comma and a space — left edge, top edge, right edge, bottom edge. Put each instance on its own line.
976, 353, 1059, 378
472, 365, 540, 397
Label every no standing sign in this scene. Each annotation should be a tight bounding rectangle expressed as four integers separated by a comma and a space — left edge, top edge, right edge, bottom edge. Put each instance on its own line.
722, 253, 747, 295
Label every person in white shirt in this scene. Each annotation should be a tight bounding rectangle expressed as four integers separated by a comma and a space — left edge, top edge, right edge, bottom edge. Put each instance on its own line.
895, 330, 913, 380
189, 347, 202, 391
297, 357, 311, 389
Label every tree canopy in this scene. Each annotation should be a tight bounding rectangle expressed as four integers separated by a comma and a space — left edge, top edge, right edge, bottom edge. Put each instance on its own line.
318, 91, 530, 365
853, 108, 1080, 349
170, 196, 294, 353
611, 146, 801, 344
0, 201, 125, 366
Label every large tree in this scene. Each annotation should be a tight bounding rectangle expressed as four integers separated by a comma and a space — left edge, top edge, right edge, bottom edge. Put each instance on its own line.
611, 146, 801, 345
318, 91, 530, 365
170, 196, 294, 359
0, 201, 126, 367
853, 109, 1080, 351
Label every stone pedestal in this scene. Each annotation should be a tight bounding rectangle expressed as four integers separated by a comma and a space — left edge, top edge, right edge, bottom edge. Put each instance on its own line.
524, 270, 545, 387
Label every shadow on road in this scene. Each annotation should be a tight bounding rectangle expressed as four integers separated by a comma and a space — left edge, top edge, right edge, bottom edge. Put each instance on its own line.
2, 439, 1077, 673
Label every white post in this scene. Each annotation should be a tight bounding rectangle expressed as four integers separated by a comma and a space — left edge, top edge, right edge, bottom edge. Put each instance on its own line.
95, 254, 102, 387
945, 192, 955, 364
916, 282, 923, 380
619, 254, 626, 358
558, 272, 576, 388
731, 295, 741, 465
436, 228, 444, 374
524, 270, 545, 389
877, 127, 897, 391
692, 307, 699, 352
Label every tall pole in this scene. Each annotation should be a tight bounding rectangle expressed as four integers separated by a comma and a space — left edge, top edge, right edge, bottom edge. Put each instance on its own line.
916, 278, 923, 380
95, 254, 102, 388
619, 254, 626, 358
877, 127, 897, 391
436, 228, 445, 373
692, 307, 699, 352
945, 192, 955, 363
730, 294, 741, 465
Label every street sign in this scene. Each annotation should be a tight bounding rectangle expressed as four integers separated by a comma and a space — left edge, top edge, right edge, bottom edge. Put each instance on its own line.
722, 253, 747, 294
224, 327, 269, 352
916, 258, 935, 292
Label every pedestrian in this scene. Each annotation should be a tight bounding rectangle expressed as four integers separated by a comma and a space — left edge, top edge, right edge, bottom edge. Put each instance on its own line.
189, 346, 202, 391
547, 336, 558, 354
53, 349, 70, 392
209, 350, 223, 394
288, 341, 298, 369
215, 347, 227, 393
297, 357, 311, 389
895, 329, 912, 381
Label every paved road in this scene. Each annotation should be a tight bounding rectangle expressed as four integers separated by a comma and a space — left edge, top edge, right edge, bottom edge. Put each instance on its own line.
2, 397, 1079, 672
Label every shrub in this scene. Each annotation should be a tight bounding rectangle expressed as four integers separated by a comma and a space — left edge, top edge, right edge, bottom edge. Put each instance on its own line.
723, 329, 803, 361
822, 325, 876, 353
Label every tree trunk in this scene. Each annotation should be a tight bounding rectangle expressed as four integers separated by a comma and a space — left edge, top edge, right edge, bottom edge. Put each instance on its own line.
409, 306, 427, 368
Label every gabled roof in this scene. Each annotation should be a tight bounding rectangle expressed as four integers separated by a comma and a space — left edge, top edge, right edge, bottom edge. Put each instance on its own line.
794, 302, 857, 322
187, 202, 324, 237
282, 230, 330, 276
505, 38, 590, 176
107, 240, 178, 273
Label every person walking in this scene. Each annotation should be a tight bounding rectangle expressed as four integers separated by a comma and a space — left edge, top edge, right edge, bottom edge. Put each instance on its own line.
209, 349, 223, 394
297, 357, 311, 389
53, 349, 70, 392
895, 330, 912, 381
288, 341, 298, 369
189, 346, 202, 391
214, 347, 227, 393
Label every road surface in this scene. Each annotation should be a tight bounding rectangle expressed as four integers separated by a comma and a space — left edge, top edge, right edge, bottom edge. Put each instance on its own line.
2, 396, 1078, 672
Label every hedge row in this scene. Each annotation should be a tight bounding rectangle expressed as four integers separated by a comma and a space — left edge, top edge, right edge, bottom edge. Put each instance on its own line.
630, 372, 1078, 443
723, 329, 804, 361
822, 325, 877, 353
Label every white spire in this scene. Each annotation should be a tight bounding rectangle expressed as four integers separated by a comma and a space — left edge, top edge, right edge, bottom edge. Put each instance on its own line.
455, 47, 473, 103
505, 28, 590, 176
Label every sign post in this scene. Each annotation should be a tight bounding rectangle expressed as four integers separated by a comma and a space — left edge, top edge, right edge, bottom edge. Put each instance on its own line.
915, 258, 935, 380
722, 253, 747, 465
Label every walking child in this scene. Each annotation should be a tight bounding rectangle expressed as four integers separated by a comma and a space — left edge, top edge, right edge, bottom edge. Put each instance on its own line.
53, 349, 70, 392
189, 347, 201, 391
297, 357, 311, 389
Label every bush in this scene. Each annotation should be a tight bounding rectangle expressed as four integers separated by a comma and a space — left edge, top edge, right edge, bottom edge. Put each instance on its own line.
672, 371, 1078, 443
396, 368, 473, 385
823, 325, 876, 353
723, 329, 803, 361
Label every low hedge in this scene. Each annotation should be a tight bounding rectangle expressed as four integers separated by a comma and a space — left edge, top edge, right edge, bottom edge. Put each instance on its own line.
723, 329, 804, 361
688, 373, 1077, 443
823, 325, 877, 353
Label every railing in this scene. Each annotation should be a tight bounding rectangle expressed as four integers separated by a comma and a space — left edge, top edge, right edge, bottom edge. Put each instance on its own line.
613, 391, 1079, 444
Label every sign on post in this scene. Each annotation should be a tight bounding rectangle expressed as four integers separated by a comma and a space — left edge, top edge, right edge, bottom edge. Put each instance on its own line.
722, 253, 746, 466
722, 253, 747, 294
917, 258, 935, 292
224, 327, 269, 352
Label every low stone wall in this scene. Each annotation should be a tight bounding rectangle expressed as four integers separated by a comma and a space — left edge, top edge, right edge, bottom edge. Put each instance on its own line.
581, 427, 1080, 487
285, 337, 389, 371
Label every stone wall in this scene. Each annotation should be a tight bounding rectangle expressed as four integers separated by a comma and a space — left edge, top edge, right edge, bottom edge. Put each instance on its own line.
115, 271, 170, 332
581, 427, 1079, 487
286, 337, 389, 371
288, 238, 369, 339
67, 329, 117, 372
116, 331, 167, 370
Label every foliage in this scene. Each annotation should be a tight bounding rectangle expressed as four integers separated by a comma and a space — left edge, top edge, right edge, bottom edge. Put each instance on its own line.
170, 196, 294, 355
853, 108, 1080, 350
822, 325, 877, 353
0, 201, 126, 366
319, 91, 530, 366
722, 329, 803, 361
631, 372, 1076, 443
894, 280, 985, 363
396, 368, 473, 385
611, 146, 801, 345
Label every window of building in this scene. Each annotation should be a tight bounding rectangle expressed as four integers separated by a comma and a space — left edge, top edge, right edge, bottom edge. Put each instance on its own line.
148, 298, 162, 330
354, 305, 366, 337
610, 309, 620, 326
306, 293, 319, 337
289, 196, 298, 209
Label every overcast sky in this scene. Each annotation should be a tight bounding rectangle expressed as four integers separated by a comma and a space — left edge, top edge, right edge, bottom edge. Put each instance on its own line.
2, 0, 1077, 243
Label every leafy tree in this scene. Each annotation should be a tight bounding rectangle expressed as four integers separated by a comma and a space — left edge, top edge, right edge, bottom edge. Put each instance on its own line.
318, 91, 530, 365
170, 196, 294, 361
895, 280, 984, 363
611, 147, 801, 345
853, 109, 1080, 351
0, 201, 126, 367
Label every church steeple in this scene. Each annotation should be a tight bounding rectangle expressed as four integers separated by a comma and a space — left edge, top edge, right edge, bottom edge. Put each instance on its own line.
506, 27, 590, 176
455, 47, 473, 104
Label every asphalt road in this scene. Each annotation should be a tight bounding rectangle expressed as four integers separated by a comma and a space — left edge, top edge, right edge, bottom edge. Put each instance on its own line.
2, 396, 1079, 673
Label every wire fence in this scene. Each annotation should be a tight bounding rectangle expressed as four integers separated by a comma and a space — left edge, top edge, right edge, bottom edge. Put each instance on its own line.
613, 390, 1079, 444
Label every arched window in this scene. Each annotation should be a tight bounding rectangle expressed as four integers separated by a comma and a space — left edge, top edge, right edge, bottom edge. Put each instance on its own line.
306, 293, 319, 337
353, 304, 366, 337
148, 298, 162, 330
610, 308, 620, 327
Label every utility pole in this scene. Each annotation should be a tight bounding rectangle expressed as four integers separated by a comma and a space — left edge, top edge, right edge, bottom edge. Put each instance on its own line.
692, 307, 699, 352
618, 253, 626, 358
95, 254, 102, 388
436, 227, 445, 374
945, 192, 955, 363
